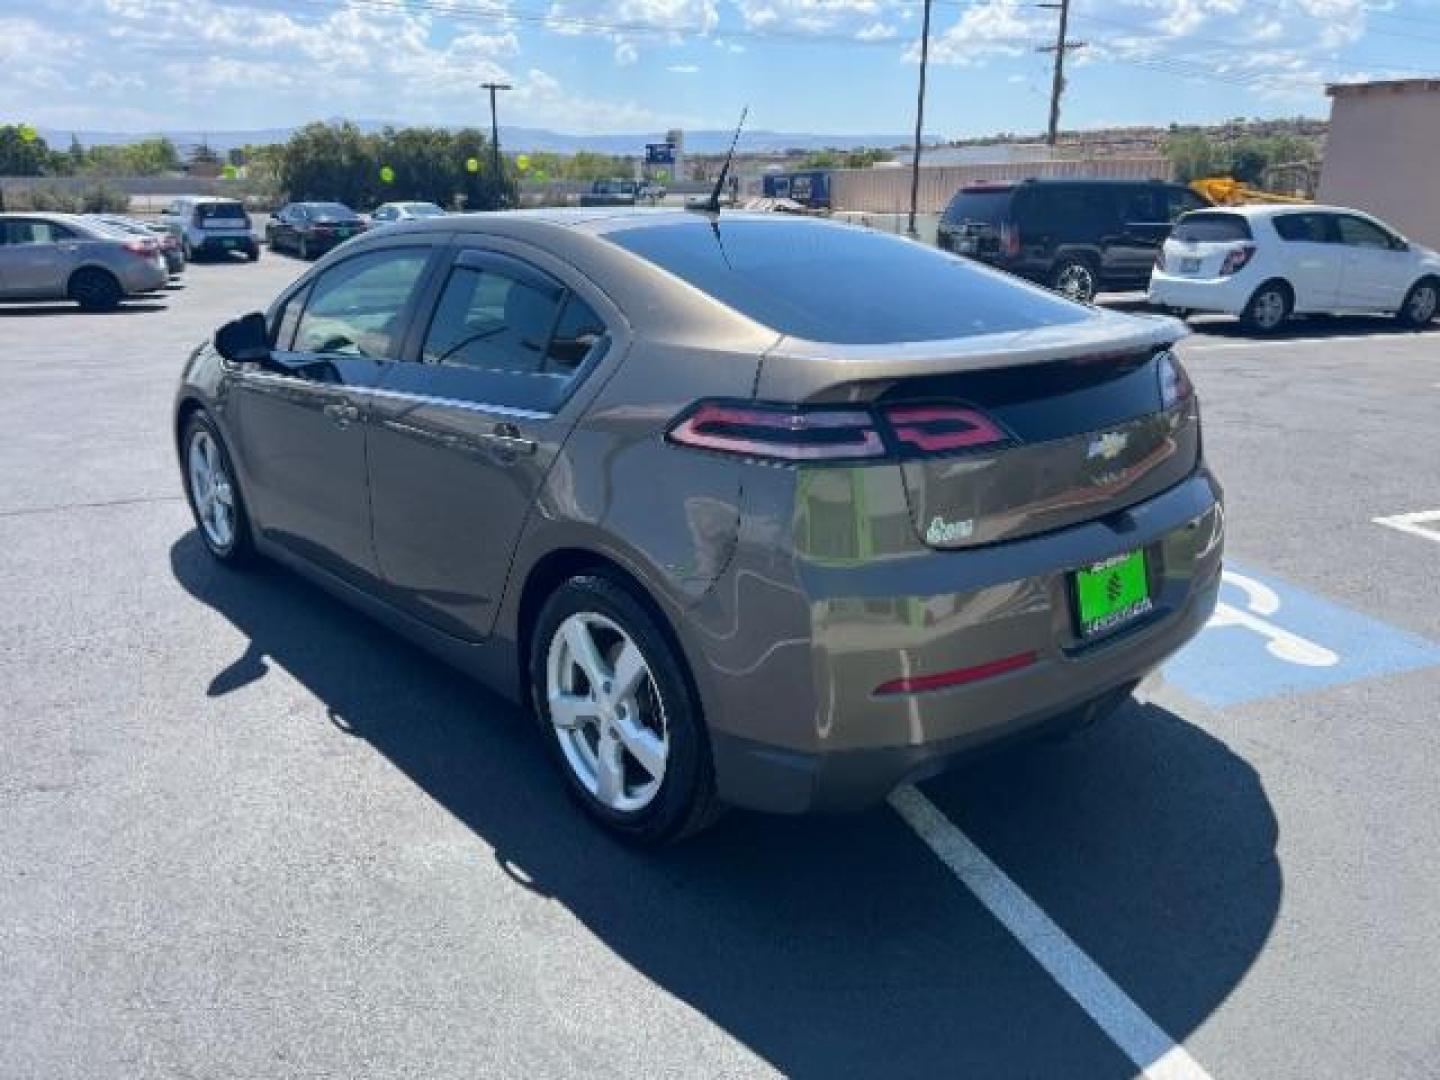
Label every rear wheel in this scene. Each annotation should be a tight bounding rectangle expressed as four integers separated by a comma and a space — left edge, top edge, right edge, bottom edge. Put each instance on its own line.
1242, 281, 1292, 333
530, 574, 721, 845
68, 268, 122, 312
1397, 278, 1438, 329
1052, 257, 1098, 303
298, 235, 311, 260
246, 242, 261, 263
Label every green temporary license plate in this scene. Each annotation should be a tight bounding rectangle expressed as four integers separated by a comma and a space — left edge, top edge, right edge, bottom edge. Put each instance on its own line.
1073, 550, 1153, 639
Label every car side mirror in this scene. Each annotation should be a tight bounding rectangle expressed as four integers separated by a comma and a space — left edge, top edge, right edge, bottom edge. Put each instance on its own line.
215, 311, 271, 364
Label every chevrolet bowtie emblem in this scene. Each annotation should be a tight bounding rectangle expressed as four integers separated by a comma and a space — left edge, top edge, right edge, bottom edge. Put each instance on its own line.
1087, 431, 1129, 462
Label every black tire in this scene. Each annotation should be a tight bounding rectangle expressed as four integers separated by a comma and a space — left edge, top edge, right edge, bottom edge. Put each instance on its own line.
68, 268, 122, 312
1241, 280, 1292, 333
180, 411, 255, 566
246, 243, 261, 263
183, 238, 197, 263
529, 574, 722, 845
298, 235, 310, 260
1051, 256, 1099, 303
1396, 277, 1439, 329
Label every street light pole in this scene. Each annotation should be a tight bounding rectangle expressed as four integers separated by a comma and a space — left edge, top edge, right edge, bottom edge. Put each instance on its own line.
906, 0, 933, 237
480, 81, 511, 207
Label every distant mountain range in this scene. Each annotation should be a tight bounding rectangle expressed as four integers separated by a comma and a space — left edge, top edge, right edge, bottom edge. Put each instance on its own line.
38, 121, 910, 155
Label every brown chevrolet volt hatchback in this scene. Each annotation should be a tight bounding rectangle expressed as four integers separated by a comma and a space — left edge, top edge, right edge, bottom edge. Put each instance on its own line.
176, 209, 1223, 843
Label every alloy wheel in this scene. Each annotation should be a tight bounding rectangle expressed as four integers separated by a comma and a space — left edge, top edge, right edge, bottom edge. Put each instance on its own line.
1408, 284, 1437, 325
546, 612, 669, 813
187, 429, 236, 550
1253, 289, 1286, 330
1055, 262, 1096, 303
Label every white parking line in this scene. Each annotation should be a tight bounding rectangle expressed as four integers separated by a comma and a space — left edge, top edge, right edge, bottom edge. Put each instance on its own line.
1373, 509, 1440, 546
889, 786, 1214, 1080
1183, 331, 1423, 353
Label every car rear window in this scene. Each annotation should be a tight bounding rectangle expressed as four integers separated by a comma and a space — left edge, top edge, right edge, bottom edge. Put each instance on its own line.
196, 201, 247, 221
942, 188, 1014, 226
308, 203, 357, 218
1172, 212, 1252, 242
605, 218, 1091, 344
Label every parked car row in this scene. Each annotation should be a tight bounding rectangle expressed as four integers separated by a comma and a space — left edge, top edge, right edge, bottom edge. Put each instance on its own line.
939, 177, 1439, 331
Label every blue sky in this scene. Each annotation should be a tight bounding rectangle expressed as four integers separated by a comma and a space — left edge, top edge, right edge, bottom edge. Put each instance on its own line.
3, 0, 1439, 138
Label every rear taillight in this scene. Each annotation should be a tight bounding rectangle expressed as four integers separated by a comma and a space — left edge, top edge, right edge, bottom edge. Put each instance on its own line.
881, 404, 1011, 454
1157, 349, 1193, 409
668, 400, 1011, 463
667, 402, 885, 462
121, 239, 155, 257
1219, 243, 1256, 276
999, 221, 1020, 258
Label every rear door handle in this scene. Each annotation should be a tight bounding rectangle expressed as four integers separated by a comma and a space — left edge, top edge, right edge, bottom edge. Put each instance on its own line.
481, 421, 537, 455
324, 400, 361, 427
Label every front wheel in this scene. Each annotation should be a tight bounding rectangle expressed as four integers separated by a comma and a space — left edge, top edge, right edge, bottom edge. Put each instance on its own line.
182, 412, 253, 565
530, 574, 721, 845
1052, 257, 1098, 303
1397, 278, 1438, 329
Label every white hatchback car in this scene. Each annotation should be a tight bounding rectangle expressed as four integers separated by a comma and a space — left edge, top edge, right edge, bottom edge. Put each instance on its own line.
1150, 205, 1440, 332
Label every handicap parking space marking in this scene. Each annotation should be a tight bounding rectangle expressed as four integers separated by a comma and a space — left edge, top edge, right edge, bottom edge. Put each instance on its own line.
1373, 509, 1440, 547
1162, 562, 1440, 708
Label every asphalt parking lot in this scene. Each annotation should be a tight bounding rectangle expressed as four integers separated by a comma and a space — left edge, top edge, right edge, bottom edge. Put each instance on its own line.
2, 251, 1438, 1079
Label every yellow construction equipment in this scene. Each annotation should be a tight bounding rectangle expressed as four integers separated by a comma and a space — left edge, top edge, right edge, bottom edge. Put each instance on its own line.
1189, 176, 1313, 206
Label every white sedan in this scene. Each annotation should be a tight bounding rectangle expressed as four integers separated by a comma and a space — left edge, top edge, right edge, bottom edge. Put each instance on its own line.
1149, 204, 1440, 332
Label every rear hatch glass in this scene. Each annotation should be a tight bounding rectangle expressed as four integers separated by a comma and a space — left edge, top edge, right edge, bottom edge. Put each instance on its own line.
605, 217, 1086, 344
941, 188, 1014, 256
1171, 212, 1251, 242
195, 202, 250, 229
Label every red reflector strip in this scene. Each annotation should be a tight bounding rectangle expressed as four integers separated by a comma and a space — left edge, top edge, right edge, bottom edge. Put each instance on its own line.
874, 651, 1038, 696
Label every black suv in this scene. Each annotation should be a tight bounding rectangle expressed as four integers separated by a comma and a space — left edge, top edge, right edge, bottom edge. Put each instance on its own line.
937, 178, 1210, 301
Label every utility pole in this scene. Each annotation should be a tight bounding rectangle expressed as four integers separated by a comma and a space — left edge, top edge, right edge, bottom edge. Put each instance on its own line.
906, 0, 933, 237
480, 81, 511, 207
1037, 0, 1085, 147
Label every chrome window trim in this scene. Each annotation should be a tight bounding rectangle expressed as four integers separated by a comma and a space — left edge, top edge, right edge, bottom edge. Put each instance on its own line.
351, 383, 555, 421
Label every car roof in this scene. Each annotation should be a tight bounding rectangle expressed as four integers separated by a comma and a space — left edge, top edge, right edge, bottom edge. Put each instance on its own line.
1186, 203, 1369, 218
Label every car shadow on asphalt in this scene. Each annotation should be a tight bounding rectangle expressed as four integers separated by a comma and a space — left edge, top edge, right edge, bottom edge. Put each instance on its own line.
171, 532, 1281, 1078
0, 301, 169, 317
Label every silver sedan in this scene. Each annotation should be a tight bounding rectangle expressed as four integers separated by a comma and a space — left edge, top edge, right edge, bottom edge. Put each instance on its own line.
0, 212, 169, 310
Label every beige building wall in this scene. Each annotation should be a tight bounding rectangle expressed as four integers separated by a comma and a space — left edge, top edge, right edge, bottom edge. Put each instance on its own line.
830, 156, 1173, 215
1319, 79, 1440, 249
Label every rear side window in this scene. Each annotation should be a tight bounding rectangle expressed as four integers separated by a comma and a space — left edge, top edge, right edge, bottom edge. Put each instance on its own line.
942, 188, 1013, 226
606, 219, 1090, 344
1116, 187, 1164, 223
1, 220, 68, 245
1022, 185, 1116, 234
1172, 213, 1253, 242
293, 248, 429, 358
1271, 213, 1332, 243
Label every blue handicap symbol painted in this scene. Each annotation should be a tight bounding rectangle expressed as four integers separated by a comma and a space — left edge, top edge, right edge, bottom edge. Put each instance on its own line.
1162, 562, 1440, 707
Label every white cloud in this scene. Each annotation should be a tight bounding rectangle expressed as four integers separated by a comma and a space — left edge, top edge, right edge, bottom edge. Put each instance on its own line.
911, 0, 1039, 66
667, 63, 700, 72
615, 40, 640, 64
855, 21, 897, 41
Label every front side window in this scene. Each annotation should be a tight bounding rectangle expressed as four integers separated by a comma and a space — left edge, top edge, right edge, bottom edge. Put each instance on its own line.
270, 283, 312, 350
1118, 188, 1163, 223
293, 248, 429, 358
1335, 215, 1394, 250
1166, 188, 1208, 221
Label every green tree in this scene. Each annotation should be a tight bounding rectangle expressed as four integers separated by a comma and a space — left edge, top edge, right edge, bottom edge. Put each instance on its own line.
0, 124, 53, 176
1162, 131, 1223, 183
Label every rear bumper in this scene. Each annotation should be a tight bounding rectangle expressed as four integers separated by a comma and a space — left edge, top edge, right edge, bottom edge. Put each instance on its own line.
195, 236, 258, 255
702, 470, 1224, 813
1149, 272, 1252, 314
118, 259, 168, 294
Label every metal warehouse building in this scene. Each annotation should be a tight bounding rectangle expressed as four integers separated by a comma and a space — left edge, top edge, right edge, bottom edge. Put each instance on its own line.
1319, 78, 1440, 249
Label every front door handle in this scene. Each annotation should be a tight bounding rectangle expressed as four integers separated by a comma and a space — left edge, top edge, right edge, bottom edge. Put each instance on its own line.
324, 400, 361, 428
